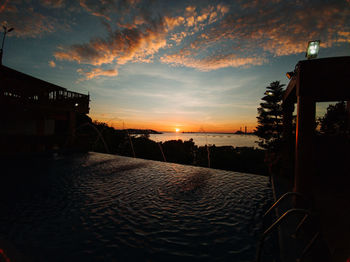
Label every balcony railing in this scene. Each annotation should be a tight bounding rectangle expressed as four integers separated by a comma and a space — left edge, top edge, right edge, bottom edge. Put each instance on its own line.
0, 89, 90, 113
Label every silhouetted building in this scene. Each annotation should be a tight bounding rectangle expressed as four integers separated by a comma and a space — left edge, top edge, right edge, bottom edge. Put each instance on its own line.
0, 65, 90, 154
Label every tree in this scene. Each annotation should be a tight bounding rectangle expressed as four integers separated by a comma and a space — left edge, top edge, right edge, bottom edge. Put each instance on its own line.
318, 101, 349, 136
255, 81, 285, 149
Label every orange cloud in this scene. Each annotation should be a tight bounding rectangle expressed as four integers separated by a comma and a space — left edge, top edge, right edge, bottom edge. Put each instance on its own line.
77, 67, 118, 80
217, 4, 229, 15
197, 13, 208, 22
55, 13, 170, 66
185, 6, 196, 14
79, 0, 111, 21
337, 31, 350, 42
53, 0, 350, 78
188, 1, 350, 58
170, 31, 187, 44
164, 16, 185, 30
161, 53, 266, 71
49, 60, 56, 67
1, 3, 62, 38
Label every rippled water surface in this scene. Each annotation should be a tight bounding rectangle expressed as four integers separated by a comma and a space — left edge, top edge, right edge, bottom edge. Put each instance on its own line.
0, 152, 273, 261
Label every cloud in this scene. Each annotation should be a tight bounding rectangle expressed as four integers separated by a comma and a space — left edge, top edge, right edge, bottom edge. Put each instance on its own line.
54, 14, 168, 66
164, 16, 185, 31
79, 0, 112, 21
1, 5, 59, 38
78, 0, 143, 21
216, 4, 229, 15
337, 31, 350, 43
161, 53, 266, 71
40, 0, 64, 8
49, 60, 56, 67
77, 67, 118, 80
194, 0, 350, 57
77, 68, 118, 81
53, 0, 350, 78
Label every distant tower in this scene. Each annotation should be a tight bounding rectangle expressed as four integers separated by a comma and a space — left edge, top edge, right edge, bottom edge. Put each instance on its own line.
245, 126, 247, 134
240, 126, 242, 132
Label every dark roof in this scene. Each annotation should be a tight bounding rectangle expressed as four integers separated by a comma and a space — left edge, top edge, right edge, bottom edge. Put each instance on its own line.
283, 56, 350, 103
0, 65, 66, 94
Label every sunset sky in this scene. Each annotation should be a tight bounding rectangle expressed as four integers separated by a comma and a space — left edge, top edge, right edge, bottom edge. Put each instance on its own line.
1, 0, 349, 132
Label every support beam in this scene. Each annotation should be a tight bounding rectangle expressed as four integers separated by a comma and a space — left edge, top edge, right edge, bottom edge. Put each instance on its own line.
282, 100, 294, 141
347, 101, 350, 131
282, 100, 295, 179
294, 95, 315, 201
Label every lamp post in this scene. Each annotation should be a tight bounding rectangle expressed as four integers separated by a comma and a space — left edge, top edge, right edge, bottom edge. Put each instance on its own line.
0, 21, 14, 65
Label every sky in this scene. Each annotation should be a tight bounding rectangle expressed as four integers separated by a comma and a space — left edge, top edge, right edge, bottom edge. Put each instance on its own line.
1, 0, 349, 132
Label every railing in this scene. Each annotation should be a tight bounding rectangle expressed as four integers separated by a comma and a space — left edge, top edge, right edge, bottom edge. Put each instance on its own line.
0, 89, 89, 113
256, 192, 326, 262
263, 192, 310, 219
48, 90, 88, 100
256, 208, 312, 262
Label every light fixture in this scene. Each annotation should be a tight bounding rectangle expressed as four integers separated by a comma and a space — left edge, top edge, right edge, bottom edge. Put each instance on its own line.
286, 71, 295, 79
305, 40, 320, 59
0, 21, 15, 65
264, 91, 273, 96
75, 103, 79, 107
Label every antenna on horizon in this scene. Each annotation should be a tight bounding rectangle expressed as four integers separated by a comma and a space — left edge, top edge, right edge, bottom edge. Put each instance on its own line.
0, 21, 14, 65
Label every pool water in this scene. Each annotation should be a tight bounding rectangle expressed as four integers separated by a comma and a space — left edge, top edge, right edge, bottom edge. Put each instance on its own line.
0, 152, 275, 261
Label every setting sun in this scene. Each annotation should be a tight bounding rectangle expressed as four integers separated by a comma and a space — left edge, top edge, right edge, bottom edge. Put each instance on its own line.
175, 128, 180, 133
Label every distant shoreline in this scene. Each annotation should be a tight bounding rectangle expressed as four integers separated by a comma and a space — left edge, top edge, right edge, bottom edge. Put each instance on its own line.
157, 131, 255, 135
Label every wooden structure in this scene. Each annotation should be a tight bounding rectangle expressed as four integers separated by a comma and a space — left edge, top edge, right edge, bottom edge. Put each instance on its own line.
0, 65, 90, 153
283, 56, 350, 197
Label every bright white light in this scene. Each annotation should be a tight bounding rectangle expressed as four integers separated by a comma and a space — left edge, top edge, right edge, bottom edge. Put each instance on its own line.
75, 103, 79, 107
306, 40, 320, 59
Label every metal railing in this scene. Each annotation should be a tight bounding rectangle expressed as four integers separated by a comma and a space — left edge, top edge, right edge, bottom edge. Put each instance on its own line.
1, 89, 89, 102
256, 208, 312, 262
1, 89, 89, 113
263, 192, 310, 219
256, 190, 328, 262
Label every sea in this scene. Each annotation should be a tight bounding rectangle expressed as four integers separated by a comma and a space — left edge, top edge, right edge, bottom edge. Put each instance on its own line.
149, 132, 259, 148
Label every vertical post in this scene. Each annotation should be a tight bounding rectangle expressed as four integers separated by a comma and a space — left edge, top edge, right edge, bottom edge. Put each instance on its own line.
282, 100, 294, 178
283, 100, 294, 142
294, 95, 315, 202
347, 101, 350, 132
0, 29, 6, 65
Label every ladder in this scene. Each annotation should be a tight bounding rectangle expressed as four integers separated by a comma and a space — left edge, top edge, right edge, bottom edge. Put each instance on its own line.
256, 192, 323, 262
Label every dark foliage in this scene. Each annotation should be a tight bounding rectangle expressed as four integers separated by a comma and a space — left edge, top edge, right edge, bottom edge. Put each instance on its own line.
162, 139, 196, 165
315, 101, 350, 180
196, 145, 267, 175
318, 101, 349, 136
74, 115, 267, 175
255, 81, 285, 150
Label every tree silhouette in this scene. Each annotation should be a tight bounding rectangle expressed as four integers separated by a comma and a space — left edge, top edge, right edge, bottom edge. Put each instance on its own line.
255, 81, 285, 149
318, 101, 349, 136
